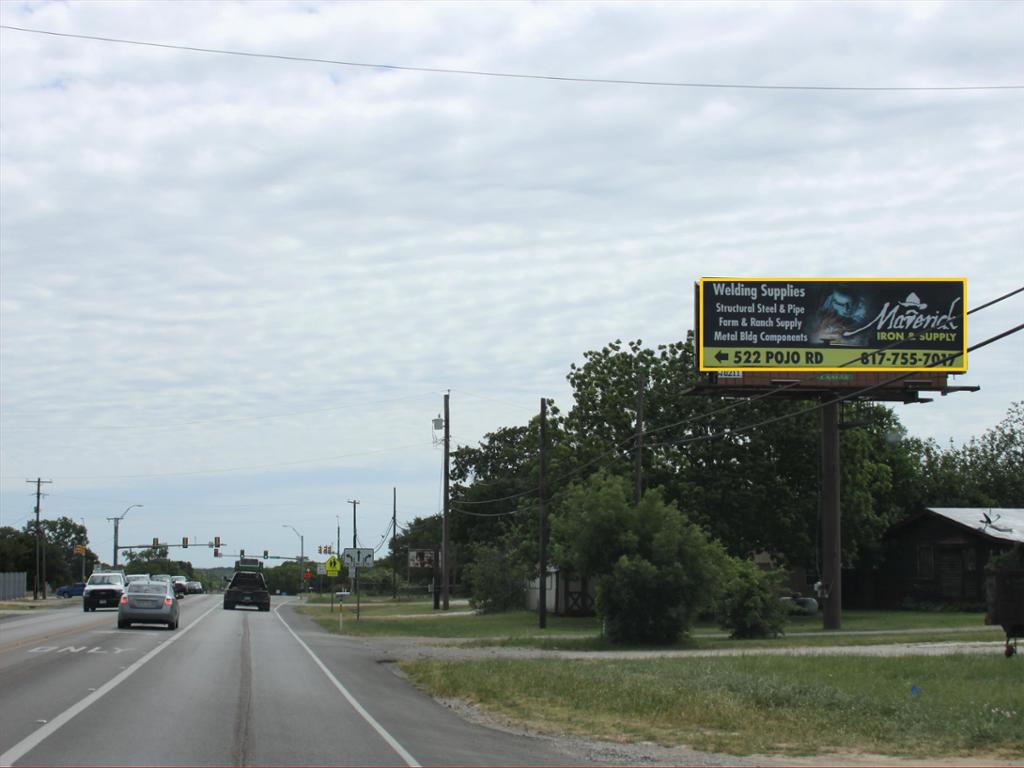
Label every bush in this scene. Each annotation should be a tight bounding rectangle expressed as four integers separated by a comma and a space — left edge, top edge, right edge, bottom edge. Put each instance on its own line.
465, 543, 527, 613
598, 555, 691, 644
554, 471, 731, 645
717, 559, 787, 639
986, 543, 1024, 573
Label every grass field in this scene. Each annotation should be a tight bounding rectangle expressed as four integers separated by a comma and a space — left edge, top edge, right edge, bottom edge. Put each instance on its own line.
400, 654, 1024, 758
0, 597, 78, 611
300, 604, 998, 646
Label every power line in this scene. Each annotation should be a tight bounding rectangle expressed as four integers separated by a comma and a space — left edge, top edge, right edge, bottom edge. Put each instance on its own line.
448, 290, 1022, 509
2, 25, 1021, 92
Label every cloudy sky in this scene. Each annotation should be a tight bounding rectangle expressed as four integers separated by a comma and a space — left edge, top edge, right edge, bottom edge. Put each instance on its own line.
1, 1, 1022, 570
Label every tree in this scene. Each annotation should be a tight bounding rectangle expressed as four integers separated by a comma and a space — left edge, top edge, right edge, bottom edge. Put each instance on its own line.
916, 402, 1024, 508
464, 541, 527, 613
0, 517, 95, 591
122, 547, 194, 579
717, 559, 787, 639
552, 471, 730, 644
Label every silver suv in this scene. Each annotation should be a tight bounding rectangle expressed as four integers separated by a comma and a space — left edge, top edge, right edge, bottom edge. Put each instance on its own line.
83, 572, 126, 611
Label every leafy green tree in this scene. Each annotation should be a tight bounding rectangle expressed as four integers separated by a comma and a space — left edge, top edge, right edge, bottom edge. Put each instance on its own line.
1, 518, 95, 591
717, 559, 787, 639
552, 471, 730, 644
122, 547, 194, 579
916, 402, 1023, 508
0, 526, 34, 576
464, 541, 527, 613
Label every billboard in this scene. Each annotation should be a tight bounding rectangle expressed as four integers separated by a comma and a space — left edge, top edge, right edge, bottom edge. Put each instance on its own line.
698, 278, 966, 372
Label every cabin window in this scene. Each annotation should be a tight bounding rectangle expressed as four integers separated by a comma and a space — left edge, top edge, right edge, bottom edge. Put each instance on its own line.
916, 545, 934, 578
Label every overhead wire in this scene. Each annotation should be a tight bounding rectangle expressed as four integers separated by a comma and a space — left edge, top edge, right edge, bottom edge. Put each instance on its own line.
448, 287, 1022, 512
2, 25, 1021, 92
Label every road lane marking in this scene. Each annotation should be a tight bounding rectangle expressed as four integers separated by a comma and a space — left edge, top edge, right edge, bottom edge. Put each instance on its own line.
274, 601, 420, 768
0, 614, 112, 654
0, 605, 217, 767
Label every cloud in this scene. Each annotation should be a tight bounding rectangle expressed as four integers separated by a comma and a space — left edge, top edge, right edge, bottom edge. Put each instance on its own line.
1, 1, 1022, 559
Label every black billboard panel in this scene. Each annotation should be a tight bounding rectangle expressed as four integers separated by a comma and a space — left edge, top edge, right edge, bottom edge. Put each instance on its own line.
698, 278, 966, 372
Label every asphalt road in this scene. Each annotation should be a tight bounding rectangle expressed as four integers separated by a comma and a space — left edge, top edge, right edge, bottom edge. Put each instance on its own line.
0, 596, 580, 767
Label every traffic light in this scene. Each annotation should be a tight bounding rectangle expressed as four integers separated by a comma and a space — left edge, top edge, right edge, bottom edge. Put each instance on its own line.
152, 537, 159, 547
263, 549, 269, 560
214, 535, 221, 548
318, 545, 323, 554
214, 548, 220, 558
240, 549, 245, 558
182, 536, 189, 548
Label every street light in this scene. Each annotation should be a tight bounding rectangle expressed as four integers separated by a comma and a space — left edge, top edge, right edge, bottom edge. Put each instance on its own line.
106, 504, 142, 568
282, 524, 304, 596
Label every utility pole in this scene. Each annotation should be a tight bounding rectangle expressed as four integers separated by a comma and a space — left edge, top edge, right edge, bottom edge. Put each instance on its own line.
348, 498, 360, 596
442, 391, 450, 611
821, 399, 842, 630
336, 515, 341, 564
538, 398, 548, 630
106, 504, 142, 568
27, 478, 52, 600
348, 499, 360, 548
634, 368, 646, 504
392, 487, 397, 600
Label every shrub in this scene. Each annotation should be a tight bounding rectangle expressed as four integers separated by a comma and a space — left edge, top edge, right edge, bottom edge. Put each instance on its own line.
717, 559, 787, 639
986, 543, 1024, 573
554, 471, 731, 645
465, 543, 527, 613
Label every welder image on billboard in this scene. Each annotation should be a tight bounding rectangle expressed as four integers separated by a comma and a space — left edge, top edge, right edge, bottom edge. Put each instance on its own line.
805, 284, 872, 346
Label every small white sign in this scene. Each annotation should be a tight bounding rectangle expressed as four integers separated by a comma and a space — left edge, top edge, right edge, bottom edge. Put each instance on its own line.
316, 563, 326, 575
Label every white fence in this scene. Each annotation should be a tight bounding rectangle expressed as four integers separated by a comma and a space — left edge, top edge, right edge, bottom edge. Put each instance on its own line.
0, 572, 27, 600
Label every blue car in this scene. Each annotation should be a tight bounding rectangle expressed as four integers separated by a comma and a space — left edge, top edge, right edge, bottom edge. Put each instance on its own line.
56, 582, 86, 598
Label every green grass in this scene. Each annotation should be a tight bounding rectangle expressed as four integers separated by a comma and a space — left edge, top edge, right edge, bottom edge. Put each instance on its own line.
301, 606, 602, 637
459, 627, 1005, 651
401, 655, 1024, 758
300, 605, 993, 643
0, 598, 78, 611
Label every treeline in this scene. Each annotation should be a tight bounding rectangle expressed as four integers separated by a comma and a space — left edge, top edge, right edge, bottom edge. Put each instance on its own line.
389, 337, 1022, 611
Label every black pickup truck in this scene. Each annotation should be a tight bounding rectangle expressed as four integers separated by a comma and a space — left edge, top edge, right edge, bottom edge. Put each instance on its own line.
223, 570, 271, 612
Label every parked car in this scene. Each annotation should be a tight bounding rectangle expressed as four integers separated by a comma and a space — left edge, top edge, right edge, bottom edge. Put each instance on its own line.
118, 579, 179, 630
83, 572, 126, 611
186, 581, 203, 594
56, 582, 85, 598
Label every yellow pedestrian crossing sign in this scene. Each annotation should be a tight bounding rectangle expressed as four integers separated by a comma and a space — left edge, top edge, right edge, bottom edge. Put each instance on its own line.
324, 555, 341, 577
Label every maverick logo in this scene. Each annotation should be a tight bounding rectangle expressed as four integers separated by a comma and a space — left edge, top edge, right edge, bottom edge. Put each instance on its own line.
845, 292, 961, 339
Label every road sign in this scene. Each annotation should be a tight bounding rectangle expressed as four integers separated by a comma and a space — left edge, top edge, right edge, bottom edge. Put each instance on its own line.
342, 547, 373, 569
73, 544, 86, 555
324, 555, 341, 577
408, 549, 435, 568
316, 563, 326, 576
698, 278, 966, 372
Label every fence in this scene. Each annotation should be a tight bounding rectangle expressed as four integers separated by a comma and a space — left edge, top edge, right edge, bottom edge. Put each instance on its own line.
0, 572, 27, 601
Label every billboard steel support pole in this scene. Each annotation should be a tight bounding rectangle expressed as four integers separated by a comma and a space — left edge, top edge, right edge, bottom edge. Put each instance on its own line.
821, 398, 842, 631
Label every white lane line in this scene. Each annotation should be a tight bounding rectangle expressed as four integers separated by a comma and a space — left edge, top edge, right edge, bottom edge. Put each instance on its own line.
274, 601, 420, 767
0, 605, 218, 767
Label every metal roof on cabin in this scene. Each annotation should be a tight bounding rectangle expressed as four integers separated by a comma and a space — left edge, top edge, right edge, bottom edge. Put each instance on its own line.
925, 508, 1024, 544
